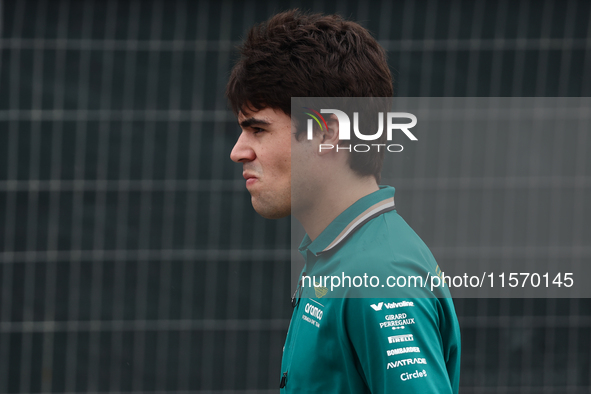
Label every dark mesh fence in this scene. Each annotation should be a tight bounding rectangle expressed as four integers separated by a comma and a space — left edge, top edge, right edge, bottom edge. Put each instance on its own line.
0, 0, 590, 392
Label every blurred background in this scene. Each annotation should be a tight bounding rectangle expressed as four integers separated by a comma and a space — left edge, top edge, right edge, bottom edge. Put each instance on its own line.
0, 0, 590, 393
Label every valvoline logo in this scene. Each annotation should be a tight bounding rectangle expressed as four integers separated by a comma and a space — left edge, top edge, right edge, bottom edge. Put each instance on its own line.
370, 300, 414, 311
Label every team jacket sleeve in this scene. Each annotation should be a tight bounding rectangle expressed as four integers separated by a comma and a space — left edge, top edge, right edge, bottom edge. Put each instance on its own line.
344, 296, 460, 393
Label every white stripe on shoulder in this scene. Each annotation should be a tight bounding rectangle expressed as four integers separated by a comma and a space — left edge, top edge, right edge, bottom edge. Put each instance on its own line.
322, 197, 395, 253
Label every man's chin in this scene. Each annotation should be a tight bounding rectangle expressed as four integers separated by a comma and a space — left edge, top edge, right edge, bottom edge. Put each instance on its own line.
251, 197, 291, 219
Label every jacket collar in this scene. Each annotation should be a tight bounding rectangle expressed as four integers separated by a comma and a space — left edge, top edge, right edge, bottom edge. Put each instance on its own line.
298, 185, 396, 257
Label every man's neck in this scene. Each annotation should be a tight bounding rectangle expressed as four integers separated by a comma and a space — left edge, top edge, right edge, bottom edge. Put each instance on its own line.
295, 176, 380, 241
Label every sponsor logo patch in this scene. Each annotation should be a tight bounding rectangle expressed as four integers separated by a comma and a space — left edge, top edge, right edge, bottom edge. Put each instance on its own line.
388, 334, 414, 344
387, 357, 427, 369
370, 300, 414, 311
313, 282, 329, 298
380, 318, 416, 329
387, 346, 421, 356
400, 369, 428, 382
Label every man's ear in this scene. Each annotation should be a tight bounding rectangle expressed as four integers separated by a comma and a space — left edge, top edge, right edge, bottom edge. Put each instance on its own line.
318, 114, 341, 155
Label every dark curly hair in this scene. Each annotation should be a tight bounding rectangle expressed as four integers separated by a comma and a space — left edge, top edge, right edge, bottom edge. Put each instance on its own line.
226, 9, 393, 181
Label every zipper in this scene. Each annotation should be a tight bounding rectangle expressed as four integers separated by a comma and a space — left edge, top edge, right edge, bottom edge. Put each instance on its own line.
280, 291, 305, 390
279, 371, 287, 388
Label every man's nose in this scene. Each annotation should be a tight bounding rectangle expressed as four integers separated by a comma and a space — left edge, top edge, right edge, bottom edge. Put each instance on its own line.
230, 132, 256, 163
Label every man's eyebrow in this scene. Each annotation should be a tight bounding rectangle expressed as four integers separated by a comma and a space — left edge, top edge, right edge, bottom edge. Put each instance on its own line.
239, 117, 271, 128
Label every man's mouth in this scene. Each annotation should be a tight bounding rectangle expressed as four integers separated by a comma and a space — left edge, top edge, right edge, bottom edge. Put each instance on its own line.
243, 172, 258, 187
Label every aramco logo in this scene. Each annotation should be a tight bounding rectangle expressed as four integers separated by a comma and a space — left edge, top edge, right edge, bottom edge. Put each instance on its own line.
303, 108, 417, 153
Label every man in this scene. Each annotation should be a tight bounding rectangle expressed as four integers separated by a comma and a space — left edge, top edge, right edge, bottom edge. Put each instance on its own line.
227, 10, 460, 393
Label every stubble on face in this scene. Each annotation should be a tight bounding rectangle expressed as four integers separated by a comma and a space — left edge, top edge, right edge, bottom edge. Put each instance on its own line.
233, 107, 292, 219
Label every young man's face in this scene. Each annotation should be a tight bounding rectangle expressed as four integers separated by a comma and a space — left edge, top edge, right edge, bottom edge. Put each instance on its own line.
230, 107, 292, 219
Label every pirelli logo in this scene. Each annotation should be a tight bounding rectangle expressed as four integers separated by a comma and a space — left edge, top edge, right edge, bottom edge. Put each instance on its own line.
388, 334, 414, 344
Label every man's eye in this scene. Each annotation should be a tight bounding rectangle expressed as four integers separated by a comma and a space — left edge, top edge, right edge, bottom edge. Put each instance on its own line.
253, 127, 264, 134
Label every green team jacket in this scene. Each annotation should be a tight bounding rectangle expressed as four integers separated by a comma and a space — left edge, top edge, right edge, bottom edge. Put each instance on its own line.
280, 186, 461, 393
